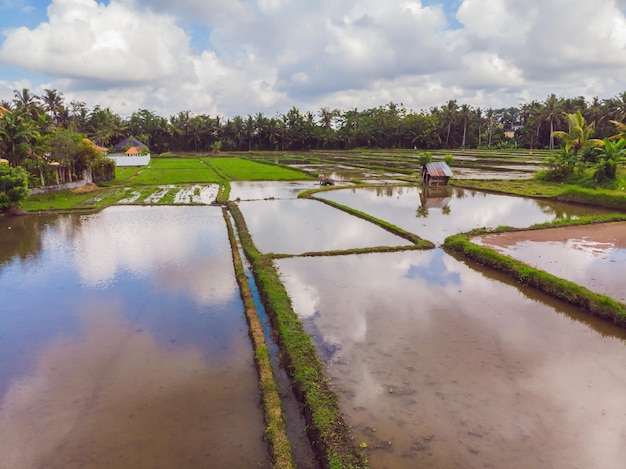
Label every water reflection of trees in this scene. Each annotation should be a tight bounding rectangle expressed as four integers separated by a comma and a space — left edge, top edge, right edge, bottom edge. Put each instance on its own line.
0, 216, 45, 269
0, 214, 84, 272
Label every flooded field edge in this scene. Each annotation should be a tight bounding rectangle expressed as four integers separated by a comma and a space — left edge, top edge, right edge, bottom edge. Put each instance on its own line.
222, 208, 295, 468
227, 202, 368, 468
443, 232, 626, 328
307, 193, 435, 249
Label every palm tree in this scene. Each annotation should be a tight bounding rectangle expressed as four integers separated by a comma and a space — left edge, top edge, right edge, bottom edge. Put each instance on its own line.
608, 91, 626, 123
539, 94, 564, 150
13, 88, 42, 119
0, 109, 41, 166
443, 99, 458, 148
458, 104, 471, 148
42, 89, 65, 124
551, 111, 602, 156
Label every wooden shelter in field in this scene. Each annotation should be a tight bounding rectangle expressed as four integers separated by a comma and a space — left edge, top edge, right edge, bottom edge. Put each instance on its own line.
421, 162, 453, 186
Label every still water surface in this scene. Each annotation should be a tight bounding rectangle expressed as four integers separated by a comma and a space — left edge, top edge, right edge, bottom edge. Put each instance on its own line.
317, 186, 614, 244
238, 198, 412, 254
278, 250, 626, 468
0, 206, 269, 468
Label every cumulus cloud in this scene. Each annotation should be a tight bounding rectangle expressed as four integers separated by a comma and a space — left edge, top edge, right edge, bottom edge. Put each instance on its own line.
0, 0, 625, 117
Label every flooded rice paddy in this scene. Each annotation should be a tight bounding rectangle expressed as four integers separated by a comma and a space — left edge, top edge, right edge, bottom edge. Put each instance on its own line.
0, 206, 269, 468
474, 222, 626, 302
2, 182, 626, 468
278, 251, 626, 469
238, 198, 412, 254
317, 186, 613, 245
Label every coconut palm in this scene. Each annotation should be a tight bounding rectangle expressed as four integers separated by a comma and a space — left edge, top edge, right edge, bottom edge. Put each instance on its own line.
442, 99, 458, 148
551, 111, 602, 156
13, 88, 42, 119
458, 104, 471, 148
42, 89, 65, 124
0, 109, 41, 166
539, 94, 564, 150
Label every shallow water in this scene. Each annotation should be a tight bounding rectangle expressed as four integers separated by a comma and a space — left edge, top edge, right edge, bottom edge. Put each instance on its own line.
0, 206, 269, 468
277, 250, 626, 469
230, 180, 317, 201
238, 198, 412, 254
475, 222, 626, 302
317, 186, 614, 245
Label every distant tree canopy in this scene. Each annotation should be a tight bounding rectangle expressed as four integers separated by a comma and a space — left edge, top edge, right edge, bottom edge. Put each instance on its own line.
1, 87, 626, 160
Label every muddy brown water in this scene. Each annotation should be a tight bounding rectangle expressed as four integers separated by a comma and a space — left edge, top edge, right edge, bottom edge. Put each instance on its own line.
0, 206, 269, 468
474, 222, 626, 303
277, 250, 626, 469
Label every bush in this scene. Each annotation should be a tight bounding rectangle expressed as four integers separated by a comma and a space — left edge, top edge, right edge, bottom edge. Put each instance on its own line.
0, 164, 30, 211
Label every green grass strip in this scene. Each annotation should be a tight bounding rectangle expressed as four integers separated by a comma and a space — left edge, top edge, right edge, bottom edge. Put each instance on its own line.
222, 208, 295, 469
228, 202, 368, 469
443, 233, 626, 327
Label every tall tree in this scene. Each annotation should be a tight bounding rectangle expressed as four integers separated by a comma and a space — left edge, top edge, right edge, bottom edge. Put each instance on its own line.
539, 94, 564, 150
0, 109, 40, 166
458, 104, 471, 148
13, 88, 42, 120
42, 89, 65, 124
442, 99, 458, 148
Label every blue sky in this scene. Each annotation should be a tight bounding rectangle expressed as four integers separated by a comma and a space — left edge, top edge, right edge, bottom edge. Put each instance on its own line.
1, 0, 626, 118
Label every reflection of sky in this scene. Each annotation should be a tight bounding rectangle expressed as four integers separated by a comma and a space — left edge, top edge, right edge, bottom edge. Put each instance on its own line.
229, 181, 317, 201
277, 250, 626, 468
317, 186, 610, 245
476, 237, 626, 302
238, 198, 412, 254
0, 206, 248, 405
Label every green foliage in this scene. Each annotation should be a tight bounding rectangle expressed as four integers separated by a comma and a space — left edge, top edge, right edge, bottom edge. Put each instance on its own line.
540, 148, 578, 180
0, 164, 30, 210
443, 154, 454, 165
418, 152, 433, 165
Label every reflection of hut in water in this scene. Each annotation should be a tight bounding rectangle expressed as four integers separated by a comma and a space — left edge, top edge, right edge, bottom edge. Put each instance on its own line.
418, 186, 452, 217
421, 162, 453, 186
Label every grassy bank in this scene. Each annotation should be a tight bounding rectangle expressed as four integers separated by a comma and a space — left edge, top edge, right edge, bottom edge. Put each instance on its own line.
228, 202, 367, 469
452, 179, 626, 211
222, 208, 295, 469
443, 232, 626, 327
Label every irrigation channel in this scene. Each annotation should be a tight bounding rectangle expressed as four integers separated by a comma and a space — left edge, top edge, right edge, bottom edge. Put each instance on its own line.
1, 182, 626, 468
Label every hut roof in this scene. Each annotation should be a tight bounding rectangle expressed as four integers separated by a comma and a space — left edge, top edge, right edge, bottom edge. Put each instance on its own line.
114, 136, 148, 152
423, 162, 453, 178
125, 146, 140, 155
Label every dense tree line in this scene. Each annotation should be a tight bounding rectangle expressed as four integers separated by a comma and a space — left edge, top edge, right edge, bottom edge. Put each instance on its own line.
2, 89, 626, 158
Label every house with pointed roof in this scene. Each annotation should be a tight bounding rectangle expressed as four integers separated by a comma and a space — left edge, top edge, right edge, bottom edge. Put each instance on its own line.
113, 136, 148, 153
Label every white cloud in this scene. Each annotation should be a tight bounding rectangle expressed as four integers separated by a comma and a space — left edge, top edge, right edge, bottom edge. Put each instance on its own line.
0, 0, 625, 117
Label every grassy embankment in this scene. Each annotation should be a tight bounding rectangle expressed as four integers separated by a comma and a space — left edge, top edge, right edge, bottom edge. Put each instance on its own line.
222, 207, 295, 469
228, 202, 368, 469
443, 228, 626, 327
447, 170, 626, 328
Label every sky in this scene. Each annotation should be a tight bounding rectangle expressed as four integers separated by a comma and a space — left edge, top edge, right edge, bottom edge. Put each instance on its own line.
1, 0, 626, 119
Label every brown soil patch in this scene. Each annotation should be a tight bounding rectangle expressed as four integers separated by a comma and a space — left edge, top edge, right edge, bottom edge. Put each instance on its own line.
72, 183, 99, 194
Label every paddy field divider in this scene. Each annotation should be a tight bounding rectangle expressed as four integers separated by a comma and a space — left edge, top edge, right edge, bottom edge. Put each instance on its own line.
227, 202, 368, 469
